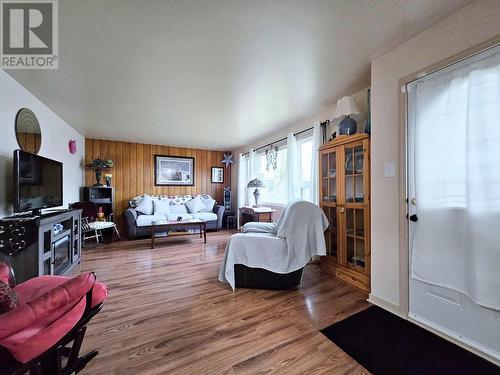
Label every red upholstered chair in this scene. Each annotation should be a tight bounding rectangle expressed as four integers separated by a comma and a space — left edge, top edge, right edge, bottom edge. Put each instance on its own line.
0, 263, 108, 375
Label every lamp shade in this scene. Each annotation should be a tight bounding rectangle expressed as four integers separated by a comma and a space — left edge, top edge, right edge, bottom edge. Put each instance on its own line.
333, 96, 362, 119
247, 178, 265, 188
332, 96, 364, 127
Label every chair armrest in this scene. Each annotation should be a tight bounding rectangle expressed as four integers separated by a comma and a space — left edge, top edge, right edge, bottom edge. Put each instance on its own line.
242, 222, 277, 234
124, 208, 138, 238
213, 205, 225, 229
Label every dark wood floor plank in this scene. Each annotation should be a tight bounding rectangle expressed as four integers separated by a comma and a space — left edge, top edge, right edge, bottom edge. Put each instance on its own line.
75, 230, 370, 374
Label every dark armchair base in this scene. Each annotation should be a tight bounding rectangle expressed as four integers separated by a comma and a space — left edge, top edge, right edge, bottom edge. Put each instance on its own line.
234, 264, 304, 290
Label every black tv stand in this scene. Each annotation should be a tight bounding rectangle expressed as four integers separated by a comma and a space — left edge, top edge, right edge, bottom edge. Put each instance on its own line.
0, 209, 82, 283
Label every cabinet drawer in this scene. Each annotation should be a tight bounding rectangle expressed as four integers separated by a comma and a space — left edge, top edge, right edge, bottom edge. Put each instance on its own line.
335, 267, 370, 293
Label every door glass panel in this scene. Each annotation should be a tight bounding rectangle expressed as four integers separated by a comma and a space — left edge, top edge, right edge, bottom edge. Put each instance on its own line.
355, 238, 365, 268
330, 207, 337, 257
346, 177, 353, 203
346, 208, 354, 236
323, 206, 330, 250
329, 178, 337, 202
322, 178, 329, 203
321, 154, 328, 178
346, 236, 354, 265
354, 146, 364, 173
328, 152, 336, 177
329, 152, 336, 202
355, 209, 364, 237
354, 175, 363, 202
345, 148, 353, 175
323, 207, 337, 257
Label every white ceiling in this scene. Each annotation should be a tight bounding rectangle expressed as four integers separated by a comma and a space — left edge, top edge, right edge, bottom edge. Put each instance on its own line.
7, 0, 472, 150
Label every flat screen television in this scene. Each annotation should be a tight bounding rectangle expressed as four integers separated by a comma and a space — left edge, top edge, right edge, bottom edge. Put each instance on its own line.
14, 149, 63, 215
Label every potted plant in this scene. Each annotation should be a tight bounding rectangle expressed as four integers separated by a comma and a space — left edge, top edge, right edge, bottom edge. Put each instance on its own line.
86, 158, 114, 186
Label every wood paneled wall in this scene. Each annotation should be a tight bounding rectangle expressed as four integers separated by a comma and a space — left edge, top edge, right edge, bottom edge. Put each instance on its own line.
84, 139, 228, 234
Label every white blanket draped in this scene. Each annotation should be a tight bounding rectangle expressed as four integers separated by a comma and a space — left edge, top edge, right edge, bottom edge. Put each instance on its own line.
219, 200, 329, 290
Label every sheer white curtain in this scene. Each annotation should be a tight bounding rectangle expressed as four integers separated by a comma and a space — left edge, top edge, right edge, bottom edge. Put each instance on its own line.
247, 149, 256, 205
410, 48, 500, 310
310, 121, 321, 204
237, 153, 247, 208
286, 132, 300, 201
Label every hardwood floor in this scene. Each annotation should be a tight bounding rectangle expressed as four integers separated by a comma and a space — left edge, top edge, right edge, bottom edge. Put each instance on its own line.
75, 230, 370, 374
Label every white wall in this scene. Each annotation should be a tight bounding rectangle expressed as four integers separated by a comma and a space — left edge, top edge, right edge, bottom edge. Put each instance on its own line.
0, 70, 85, 217
370, 0, 500, 311
232, 87, 369, 213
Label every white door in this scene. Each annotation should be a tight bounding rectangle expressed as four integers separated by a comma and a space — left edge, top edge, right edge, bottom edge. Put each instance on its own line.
407, 45, 500, 362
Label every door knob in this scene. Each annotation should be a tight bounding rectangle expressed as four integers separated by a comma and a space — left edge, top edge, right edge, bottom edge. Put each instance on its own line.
339, 207, 345, 213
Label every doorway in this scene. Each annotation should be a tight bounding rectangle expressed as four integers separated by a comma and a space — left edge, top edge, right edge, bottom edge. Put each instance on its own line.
406, 44, 500, 361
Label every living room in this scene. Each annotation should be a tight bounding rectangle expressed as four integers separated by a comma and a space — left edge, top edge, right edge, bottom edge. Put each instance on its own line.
0, 1, 499, 374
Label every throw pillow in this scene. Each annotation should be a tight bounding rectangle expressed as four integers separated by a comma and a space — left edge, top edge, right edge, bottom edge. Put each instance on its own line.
154, 198, 170, 216
0, 281, 20, 314
185, 196, 205, 213
135, 195, 154, 215
199, 195, 216, 212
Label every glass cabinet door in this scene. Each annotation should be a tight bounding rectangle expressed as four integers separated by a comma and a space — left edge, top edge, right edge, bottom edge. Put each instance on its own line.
344, 208, 366, 270
344, 145, 364, 203
322, 206, 338, 257
321, 151, 337, 204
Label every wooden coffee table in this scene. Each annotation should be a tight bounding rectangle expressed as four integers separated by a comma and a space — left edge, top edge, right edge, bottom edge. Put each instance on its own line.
150, 219, 206, 249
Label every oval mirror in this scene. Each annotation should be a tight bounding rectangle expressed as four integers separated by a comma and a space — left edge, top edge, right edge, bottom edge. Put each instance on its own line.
15, 108, 42, 154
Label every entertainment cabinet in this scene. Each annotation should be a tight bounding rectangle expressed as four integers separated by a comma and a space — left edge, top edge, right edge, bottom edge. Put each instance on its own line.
0, 209, 82, 283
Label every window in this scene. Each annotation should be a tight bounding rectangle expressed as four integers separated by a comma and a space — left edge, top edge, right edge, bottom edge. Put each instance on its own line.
255, 147, 287, 204
297, 136, 313, 202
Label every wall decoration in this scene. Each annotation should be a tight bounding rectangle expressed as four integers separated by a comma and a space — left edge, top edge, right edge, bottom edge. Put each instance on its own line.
68, 140, 77, 154
155, 155, 195, 186
211, 167, 224, 183
220, 153, 234, 167
15, 108, 42, 154
265, 146, 279, 171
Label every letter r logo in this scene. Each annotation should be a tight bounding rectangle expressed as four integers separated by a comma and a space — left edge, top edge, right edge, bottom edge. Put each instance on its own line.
2, 1, 53, 54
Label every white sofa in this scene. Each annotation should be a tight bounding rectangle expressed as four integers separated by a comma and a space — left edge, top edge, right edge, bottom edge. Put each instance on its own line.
124, 194, 224, 238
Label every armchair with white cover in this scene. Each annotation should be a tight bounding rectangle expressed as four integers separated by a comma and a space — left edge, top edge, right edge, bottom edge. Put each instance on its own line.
219, 200, 329, 290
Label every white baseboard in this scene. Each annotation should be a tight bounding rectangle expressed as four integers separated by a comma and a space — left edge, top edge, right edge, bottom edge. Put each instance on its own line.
409, 313, 500, 365
367, 293, 406, 318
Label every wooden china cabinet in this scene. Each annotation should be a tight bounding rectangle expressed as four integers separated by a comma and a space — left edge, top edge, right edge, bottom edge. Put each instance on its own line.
319, 133, 371, 293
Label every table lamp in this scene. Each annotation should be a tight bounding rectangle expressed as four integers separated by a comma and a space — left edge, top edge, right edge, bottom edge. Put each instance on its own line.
332, 96, 363, 136
247, 178, 265, 207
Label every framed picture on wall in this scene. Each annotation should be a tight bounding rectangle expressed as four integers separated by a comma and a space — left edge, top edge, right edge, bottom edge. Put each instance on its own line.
154, 155, 195, 186
211, 167, 224, 184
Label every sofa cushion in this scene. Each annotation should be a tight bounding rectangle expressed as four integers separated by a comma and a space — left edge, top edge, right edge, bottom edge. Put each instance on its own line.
166, 213, 194, 221
192, 212, 218, 222
135, 194, 154, 215
136, 214, 166, 227
185, 196, 205, 213
199, 195, 216, 212
153, 198, 170, 216
0, 281, 19, 314
169, 204, 189, 214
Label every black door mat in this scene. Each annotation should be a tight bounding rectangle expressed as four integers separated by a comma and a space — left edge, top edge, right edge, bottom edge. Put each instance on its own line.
320, 306, 499, 375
